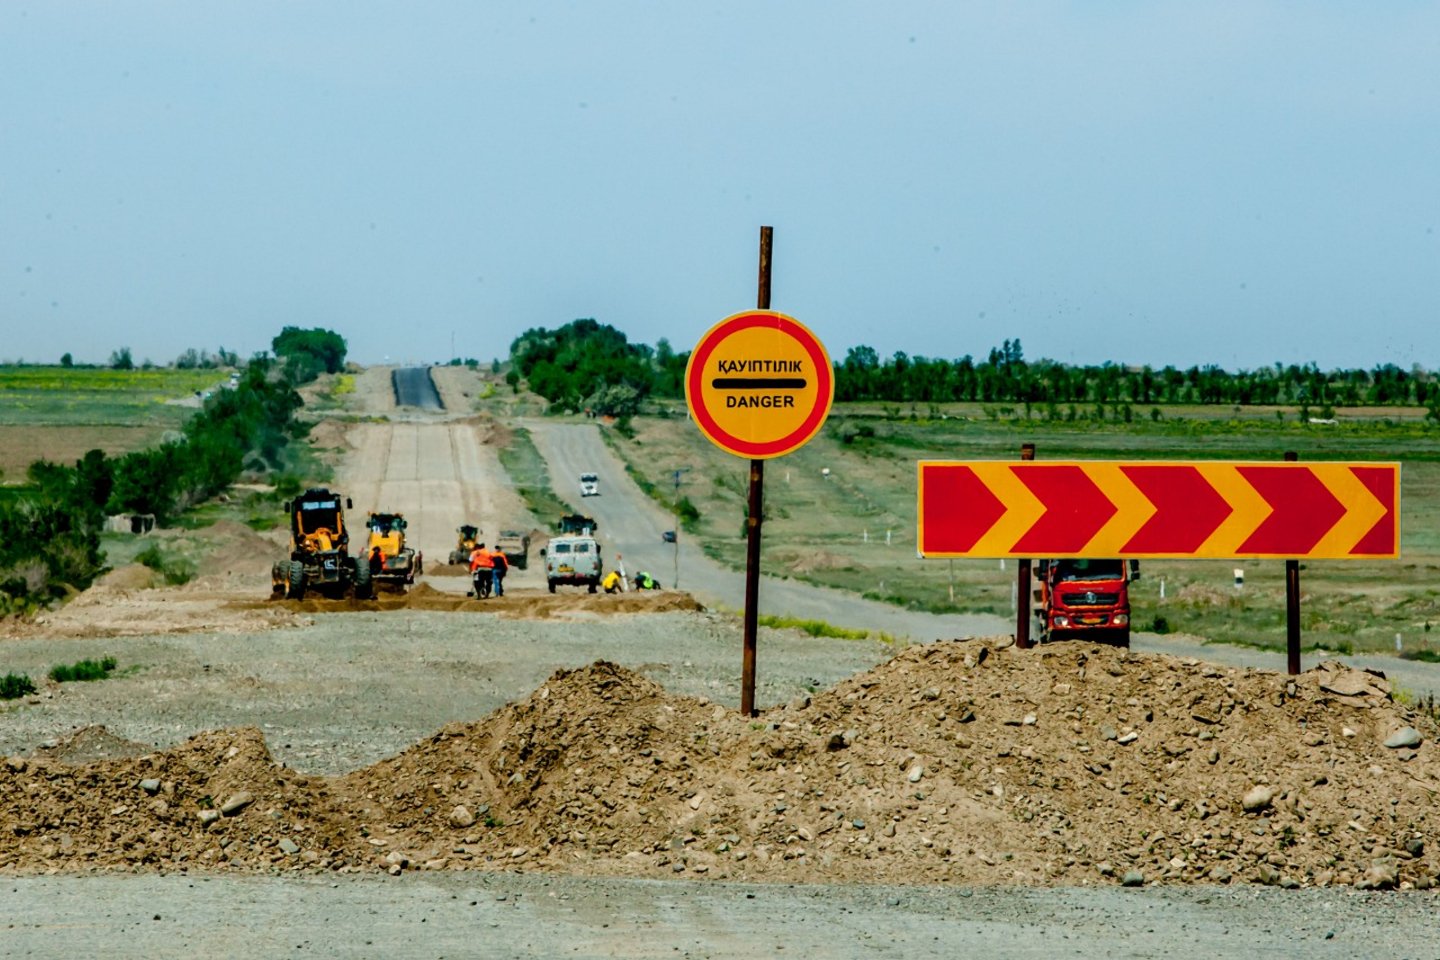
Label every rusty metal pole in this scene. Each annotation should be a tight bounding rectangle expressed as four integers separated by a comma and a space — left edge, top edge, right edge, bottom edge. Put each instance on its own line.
1284, 450, 1301, 675
740, 226, 773, 716
1016, 443, 1036, 649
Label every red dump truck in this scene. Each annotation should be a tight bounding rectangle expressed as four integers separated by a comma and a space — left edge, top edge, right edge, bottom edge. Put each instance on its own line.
1033, 558, 1139, 648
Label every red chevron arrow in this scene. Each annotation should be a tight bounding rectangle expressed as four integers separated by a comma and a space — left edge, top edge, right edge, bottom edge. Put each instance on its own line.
1351, 465, 1398, 556
919, 464, 1005, 554
1237, 466, 1346, 555
1011, 465, 1116, 554
1120, 464, 1233, 554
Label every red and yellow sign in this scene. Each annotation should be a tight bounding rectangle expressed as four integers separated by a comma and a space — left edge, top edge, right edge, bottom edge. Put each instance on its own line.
685, 311, 833, 459
918, 461, 1400, 559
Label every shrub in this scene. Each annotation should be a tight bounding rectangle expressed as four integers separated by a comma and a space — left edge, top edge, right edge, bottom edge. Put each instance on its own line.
135, 544, 195, 586
48, 656, 117, 683
0, 672, 36, 699
1150, 615, 1171, 634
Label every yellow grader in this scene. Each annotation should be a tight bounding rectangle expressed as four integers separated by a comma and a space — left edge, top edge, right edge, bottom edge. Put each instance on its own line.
271, 488, 370, 600
363, 512, 421, 592
448, 524, 480, 566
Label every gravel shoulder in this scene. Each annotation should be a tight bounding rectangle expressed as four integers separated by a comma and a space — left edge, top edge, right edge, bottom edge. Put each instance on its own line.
3, 875, 1433, 960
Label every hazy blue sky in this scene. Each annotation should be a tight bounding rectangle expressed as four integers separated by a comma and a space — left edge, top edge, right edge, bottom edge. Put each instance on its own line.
3, 2, 1436, 371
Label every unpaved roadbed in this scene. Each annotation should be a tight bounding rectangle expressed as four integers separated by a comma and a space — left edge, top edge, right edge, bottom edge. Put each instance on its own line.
2, 874, 1433, 959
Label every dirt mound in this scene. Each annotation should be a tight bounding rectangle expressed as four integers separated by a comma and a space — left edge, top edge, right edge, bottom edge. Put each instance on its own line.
195, 520, 284, 577
1, 727, 369, 873
33, 725, 152, 763
94, 564, 158, 591
4, 641, 1438, 888
423, 562, 471, 577
270, 585, 704, 619
781, 549, 855, 574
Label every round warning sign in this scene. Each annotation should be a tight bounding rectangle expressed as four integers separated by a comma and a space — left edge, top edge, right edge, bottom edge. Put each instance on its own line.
685, 310, 833, 459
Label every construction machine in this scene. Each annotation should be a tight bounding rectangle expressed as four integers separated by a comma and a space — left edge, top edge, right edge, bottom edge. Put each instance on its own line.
363, 512, 421, 592
448, 524, 480, 566
1032, 558, 1139, 648
271, 488, 368, 600
558, 514, 597, 535
494, 529, 531, 570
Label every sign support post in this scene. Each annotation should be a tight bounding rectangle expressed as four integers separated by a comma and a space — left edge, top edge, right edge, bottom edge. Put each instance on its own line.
685, 227, 831, 717
740, 226, 773, 717
1015, 443, 1036, 649
1284, 450, 1301, 675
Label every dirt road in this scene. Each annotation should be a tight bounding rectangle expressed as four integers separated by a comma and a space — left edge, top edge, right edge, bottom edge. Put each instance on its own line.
5, 874, 1433, 959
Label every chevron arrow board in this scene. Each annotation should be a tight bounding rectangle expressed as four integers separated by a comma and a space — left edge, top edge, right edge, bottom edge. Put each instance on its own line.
917, 461, 1399, 560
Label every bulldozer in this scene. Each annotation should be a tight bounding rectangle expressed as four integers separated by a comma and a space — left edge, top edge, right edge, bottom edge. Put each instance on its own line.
271, 487, 369, 600
448, 524, 480, 566
363, 512, 422, 592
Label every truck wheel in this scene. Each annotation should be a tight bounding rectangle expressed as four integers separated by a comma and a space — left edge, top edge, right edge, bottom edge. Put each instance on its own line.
1113, 628, 1131, 649
547, 579, 557, 594
588, 579, 598, 594
287, 560, 306, 600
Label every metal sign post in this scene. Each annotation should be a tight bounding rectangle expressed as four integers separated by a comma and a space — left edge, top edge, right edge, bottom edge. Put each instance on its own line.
684, 226, 833, 717
1015, 443, 1035, 649
741, 227, 773, 717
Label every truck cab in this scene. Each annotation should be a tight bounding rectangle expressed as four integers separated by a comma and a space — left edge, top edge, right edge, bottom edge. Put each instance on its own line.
579, 472, 599, 497
1033, 558, 1138, 648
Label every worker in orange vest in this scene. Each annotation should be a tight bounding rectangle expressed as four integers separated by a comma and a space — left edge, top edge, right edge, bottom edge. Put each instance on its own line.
468, 543, 495, 598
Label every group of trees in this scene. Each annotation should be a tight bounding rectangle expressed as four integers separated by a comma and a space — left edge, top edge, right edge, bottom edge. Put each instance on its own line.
506, 323, 1437, 418
508, 319, 682, 417
0, 355, 309, 613
831, 340, 1438, 411
271, 327, 348, 383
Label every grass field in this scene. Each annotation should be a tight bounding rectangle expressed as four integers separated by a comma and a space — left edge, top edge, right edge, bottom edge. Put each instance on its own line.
0, 366, 227, 426
604, 400, 1440, 656
0, 366, 229, 478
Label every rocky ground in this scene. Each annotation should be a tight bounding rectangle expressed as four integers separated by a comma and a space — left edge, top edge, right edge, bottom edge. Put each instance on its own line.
3, 623, 1436, 892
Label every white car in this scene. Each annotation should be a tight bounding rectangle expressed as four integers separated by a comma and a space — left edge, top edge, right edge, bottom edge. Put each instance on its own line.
579, 472, 599, 497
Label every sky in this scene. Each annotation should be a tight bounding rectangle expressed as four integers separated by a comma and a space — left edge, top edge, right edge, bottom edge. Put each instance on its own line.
2, 2, 1437, 372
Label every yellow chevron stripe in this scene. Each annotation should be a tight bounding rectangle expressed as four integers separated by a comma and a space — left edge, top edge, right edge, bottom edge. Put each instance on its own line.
967, 463, 1045, 555
1193, 463, 1272, 557
1306, 464, 1388, 558
1078, 463, 1156, 554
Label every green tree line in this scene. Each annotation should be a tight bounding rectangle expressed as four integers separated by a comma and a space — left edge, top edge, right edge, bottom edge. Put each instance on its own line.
0, 355, 308, 613
509, 322, 1438, 417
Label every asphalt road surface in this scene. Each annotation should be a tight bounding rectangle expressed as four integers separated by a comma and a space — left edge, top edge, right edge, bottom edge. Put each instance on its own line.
392, 367, 443, 410
523, 420, 1011, 640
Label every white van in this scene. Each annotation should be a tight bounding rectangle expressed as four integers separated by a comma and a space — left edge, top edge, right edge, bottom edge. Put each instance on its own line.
542, 535, 602, 593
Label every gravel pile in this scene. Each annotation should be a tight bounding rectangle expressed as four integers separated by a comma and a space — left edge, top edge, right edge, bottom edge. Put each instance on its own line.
4, 638, 1437, 890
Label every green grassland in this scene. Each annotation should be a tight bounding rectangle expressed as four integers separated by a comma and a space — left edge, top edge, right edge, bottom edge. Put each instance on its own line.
605, 401, 1440, 656
0, 366, 228, 427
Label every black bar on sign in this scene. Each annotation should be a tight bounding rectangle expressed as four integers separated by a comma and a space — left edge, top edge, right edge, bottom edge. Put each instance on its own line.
712, 378, 808, 390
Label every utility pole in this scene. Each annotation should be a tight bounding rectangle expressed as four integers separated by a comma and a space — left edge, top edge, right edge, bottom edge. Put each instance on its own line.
672, 467, 690, 589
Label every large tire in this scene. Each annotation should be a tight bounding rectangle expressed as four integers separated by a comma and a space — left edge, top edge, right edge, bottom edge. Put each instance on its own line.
547, 578, 557, 594
354, 561, 373, 600
587, 578, 598, 594
449, 550, 464, 566
287, 560, 306, 600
